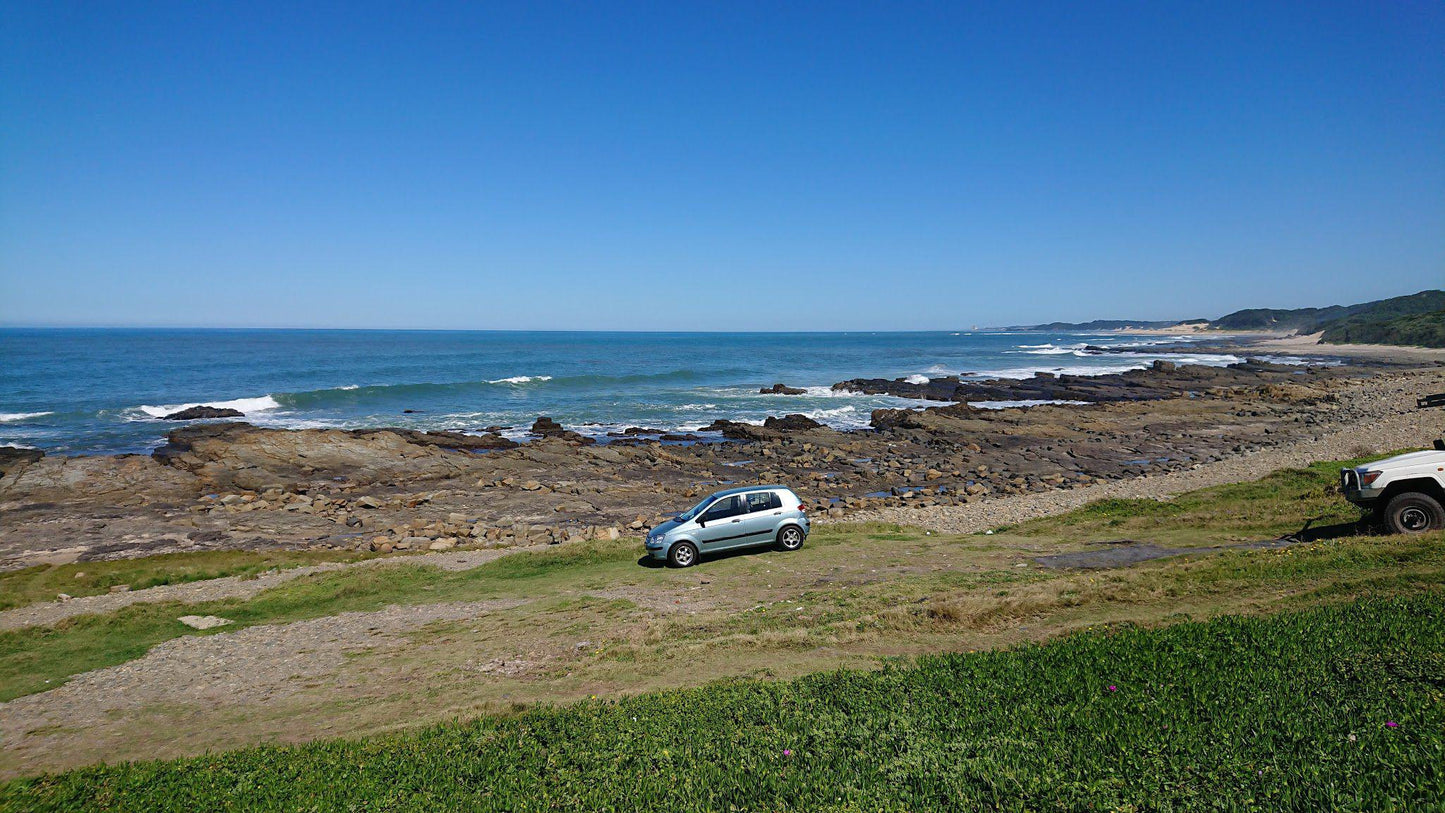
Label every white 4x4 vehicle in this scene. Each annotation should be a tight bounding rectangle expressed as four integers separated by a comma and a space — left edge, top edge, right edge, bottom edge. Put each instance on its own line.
1342, 444, 1445, 534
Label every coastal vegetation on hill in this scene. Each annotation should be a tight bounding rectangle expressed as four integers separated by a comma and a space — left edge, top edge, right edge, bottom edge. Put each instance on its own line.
1320, 308, 1445, 349
5, 592, 1441, 811
1209, 289, 1445, 334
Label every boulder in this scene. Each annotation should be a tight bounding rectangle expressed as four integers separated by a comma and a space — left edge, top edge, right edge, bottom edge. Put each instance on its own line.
763, 414, 824, 432
759, 383, 806, 395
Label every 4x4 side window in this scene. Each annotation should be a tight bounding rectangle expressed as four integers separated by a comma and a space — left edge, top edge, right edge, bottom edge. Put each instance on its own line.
745, 492, 781, 513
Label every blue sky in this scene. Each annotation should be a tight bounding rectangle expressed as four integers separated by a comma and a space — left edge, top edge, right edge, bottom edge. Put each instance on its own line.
2, 2, 1441, 330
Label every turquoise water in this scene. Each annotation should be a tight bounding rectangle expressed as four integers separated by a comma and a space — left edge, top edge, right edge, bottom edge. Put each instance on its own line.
0, 329, 1243, 454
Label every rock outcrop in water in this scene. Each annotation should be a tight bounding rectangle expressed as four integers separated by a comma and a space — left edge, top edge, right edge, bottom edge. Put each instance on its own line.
837, 359, 1316, 405
161, 406, 246, 420
529, 417, 596, 445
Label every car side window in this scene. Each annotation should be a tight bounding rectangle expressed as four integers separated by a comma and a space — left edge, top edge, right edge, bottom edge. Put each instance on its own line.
745, 492, 780, 513
702, 496, 740, 520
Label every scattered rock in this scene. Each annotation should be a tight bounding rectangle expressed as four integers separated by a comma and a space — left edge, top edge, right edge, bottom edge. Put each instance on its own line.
178, 615, 233, 630
760, 383, 806, 395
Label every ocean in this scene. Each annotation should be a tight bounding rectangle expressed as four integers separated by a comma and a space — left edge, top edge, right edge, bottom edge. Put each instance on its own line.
0, 329, 1251, 455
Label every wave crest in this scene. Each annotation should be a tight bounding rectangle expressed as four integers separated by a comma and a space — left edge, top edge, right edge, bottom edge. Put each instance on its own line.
0, 411, 53, 423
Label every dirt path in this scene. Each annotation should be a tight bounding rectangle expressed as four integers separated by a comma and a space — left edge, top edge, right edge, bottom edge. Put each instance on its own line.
853, 371, 1445, 534
0, 546, 538, 631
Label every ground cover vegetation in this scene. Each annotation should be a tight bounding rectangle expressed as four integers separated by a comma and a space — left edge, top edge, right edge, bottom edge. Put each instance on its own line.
4, 593, 1442, 811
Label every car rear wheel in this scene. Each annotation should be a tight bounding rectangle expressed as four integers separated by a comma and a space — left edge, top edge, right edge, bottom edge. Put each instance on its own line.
777, 526, 805, 551
667, 541, 698, 568
1383, 493, 1445, 534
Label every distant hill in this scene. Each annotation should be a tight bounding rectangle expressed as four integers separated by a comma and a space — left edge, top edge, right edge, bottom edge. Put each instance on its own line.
1016, 318, 1207, 331
1009, 290, 1445, 350
1211, 290, 1445, 333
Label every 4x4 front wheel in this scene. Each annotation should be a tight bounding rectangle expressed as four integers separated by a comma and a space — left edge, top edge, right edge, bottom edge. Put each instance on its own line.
1383, 493, 1445, 534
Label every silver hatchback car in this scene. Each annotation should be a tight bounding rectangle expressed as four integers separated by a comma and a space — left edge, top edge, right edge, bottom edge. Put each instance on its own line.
645, 485, 810, 567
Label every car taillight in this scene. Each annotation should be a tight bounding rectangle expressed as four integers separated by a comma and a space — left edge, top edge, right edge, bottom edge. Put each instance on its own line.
797, 503, 807, 512
1361, 471, 1382, 486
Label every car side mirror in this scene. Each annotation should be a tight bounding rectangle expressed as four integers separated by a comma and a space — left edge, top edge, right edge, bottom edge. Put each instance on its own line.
1434, 438, 1445, 451
697, 518, 706, 528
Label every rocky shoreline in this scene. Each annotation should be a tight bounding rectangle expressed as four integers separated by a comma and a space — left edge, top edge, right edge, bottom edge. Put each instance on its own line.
2, 351, 1442, 571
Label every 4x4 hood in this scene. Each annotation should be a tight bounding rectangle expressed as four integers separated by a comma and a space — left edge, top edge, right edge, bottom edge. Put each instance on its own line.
1361, 450, 1445, 471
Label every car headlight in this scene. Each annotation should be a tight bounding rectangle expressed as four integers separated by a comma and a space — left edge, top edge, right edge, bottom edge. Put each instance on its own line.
1360, 470, 1382, 486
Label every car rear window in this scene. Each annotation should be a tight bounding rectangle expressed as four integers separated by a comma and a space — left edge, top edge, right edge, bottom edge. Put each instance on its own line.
746, 491, 782, 512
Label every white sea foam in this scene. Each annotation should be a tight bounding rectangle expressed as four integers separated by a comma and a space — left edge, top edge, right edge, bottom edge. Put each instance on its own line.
904, 374, 931, 385
337, 384, 360, 390
137, 396, 282, 419
488, 375, 553, 384
975, 352, 1242, 380
0, 442, 38, 449
0, 411, 53, 423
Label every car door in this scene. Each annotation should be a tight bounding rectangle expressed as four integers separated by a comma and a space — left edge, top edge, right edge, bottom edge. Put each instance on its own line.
735, 491, 783, 547
695, 496, 747, 552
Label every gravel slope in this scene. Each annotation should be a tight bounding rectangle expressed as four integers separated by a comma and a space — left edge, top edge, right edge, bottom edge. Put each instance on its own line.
852, 369, 1445, 534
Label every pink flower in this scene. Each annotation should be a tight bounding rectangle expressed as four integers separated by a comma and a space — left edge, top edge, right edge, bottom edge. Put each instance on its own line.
1106, 685, 1118, 692
1386, 721, 1399, 728
783, 749, 793, 757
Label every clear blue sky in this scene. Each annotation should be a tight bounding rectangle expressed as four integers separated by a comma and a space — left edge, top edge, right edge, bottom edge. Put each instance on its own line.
2, 1, 1441, 330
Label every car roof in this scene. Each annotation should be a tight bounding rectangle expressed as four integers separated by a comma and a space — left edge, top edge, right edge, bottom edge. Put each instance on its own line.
707, 485, 793, 500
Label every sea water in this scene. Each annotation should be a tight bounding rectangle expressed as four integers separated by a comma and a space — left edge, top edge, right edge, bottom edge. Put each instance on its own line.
0, 328, 1247, 455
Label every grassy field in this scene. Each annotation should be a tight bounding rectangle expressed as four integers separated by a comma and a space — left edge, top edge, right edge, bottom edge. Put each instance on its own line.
0, 549, 377, 612
2, 454, 1443, 786
4, 593, 1442, 811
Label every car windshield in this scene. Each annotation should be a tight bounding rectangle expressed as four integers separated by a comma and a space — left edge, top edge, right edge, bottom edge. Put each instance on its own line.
676, 495, 716, 522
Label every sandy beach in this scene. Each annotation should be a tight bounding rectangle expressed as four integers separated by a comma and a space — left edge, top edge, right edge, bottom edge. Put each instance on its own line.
1246, 331, 1445, 361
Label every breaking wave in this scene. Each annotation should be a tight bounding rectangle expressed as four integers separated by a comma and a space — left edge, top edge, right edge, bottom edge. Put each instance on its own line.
137, 396, 282, 418
0, 411, 53, 423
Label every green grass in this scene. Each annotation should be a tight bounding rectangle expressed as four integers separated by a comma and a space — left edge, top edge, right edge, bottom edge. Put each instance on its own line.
1011, 457, 1384, 542
0, 549, 377, 612
0, 455, 1431, 705
5, 593, 1441, 812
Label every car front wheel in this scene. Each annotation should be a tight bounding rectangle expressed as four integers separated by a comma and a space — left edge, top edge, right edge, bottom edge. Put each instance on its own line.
1383, 492, 1445, 534
667, 541, 699, 568
777, 526, 805, 551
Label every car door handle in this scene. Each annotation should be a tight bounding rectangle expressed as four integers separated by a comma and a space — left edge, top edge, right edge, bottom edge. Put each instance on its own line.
772, 511, 781, 515
730, 518, 741, 523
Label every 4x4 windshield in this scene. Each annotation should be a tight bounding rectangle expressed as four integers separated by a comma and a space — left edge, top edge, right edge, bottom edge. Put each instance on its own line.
676, 496, 714, 522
